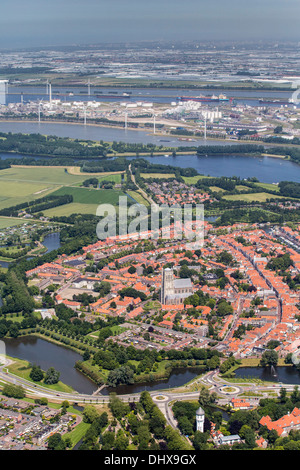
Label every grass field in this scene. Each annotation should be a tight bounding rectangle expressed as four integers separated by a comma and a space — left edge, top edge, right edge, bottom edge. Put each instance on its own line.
0, 216, 28, 229
209, 186, 226, 192
127, 190, 150, 206
64, 422, 91, 448
42, 186, 127, 216
1, 166, 88, 185
223, 192, 285, 202
50, 186, 125, 205
183, 175, 211, 185
140, 173, 175, 179
0, 166, 85, 210
43, 202, 101, 217
254, 182, 280, 192
0, 166, 126, 215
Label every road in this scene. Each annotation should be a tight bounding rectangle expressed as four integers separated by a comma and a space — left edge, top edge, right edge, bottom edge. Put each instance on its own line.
128, 163, 158, 210
0, 358, 297, 431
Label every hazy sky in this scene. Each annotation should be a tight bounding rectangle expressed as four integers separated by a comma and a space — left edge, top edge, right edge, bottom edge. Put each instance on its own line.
1, 0, 299, 49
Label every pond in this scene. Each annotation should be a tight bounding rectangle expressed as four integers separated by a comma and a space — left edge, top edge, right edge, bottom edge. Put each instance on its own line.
3, 336, 98, 395
234, 366, 300, 385
100, 367, 204, 395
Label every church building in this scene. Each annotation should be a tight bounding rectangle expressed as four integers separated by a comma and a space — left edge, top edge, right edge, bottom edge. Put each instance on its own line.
160, 267, 193, 305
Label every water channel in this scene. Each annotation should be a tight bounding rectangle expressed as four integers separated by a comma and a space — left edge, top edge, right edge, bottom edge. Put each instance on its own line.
0, 232, 61, 269
235, 366, 300, 385
3, 336, 204, 395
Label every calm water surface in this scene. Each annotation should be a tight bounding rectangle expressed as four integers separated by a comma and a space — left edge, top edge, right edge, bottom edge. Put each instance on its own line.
4, 336, 98, 394
235, 366, 300, 385
3, 336, 204, 395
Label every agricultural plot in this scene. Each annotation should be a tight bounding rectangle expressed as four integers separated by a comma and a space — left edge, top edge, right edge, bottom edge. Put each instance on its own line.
0, 217, 27, 229
223, 192, 285, 202
0, 166, 126, 215
43, 187, 127, 217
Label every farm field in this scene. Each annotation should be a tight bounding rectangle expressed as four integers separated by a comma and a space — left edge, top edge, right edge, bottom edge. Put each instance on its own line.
0, 166, 126, 213
140, 173, 175, 179
253, 182, 280, 192
49, 186, 126, 205
183, 175, 211, 185
222, 192, 285, 202
42, 202, 100, 217
0, 216, 31, 229
0, 166, 88, 185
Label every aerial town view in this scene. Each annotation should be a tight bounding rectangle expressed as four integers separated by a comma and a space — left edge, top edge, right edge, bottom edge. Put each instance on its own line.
0, 0, 300, 459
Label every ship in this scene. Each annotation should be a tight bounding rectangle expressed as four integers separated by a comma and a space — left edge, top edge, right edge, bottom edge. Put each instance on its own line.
177, 94, 231, 103
258, 98, 292, 105
95, 94, 131, 99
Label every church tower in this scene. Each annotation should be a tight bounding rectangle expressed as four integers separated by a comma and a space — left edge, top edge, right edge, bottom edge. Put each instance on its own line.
196, 407, 205, 433
161, 268, 174, 304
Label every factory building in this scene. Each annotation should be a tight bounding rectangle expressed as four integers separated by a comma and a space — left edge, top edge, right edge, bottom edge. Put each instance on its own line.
0, 80, 8, 105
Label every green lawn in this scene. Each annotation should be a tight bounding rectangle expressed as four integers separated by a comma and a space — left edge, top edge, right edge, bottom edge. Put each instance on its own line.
6, 357, 74, 393
64, 422, 91, 449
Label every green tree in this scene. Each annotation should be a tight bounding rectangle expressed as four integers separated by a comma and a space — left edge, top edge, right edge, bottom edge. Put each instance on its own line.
47, 433, 66, 450
260, 350, 278, 367
44, 367, 60, 385
29, 364, 44, 382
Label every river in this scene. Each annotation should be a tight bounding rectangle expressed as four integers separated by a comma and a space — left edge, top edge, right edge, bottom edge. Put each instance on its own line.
0, 120, 300, 183
6, 85, 298, 108
0, 120, 232, 147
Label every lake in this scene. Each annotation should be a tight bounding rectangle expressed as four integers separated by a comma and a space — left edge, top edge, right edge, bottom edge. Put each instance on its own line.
125, 153, 300, 184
